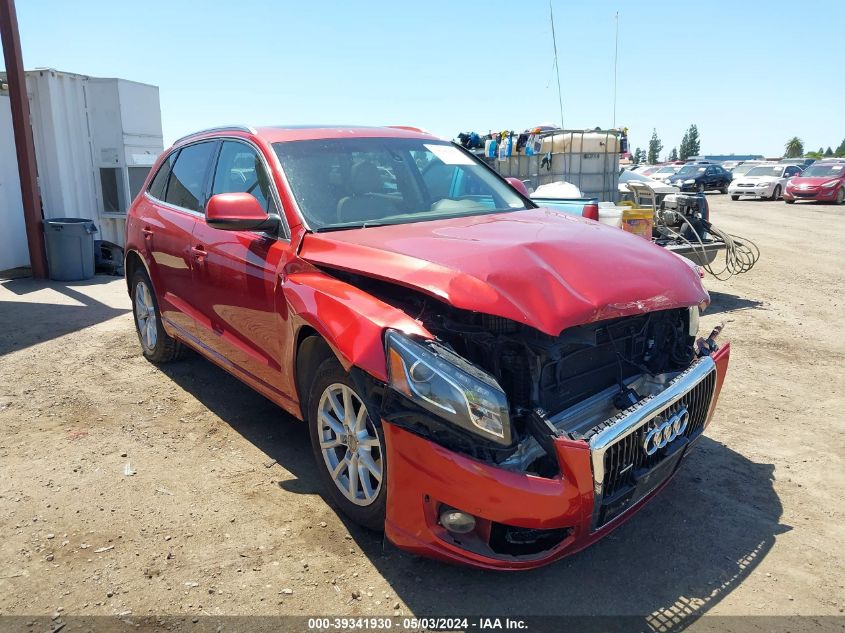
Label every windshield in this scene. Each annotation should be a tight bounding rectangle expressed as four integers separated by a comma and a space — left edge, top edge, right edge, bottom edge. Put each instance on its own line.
745, 166, 784, 178
676, 165, 706, 176
655, 166, 676, 174
801, 164, 845, 178
272, 138, 528, 230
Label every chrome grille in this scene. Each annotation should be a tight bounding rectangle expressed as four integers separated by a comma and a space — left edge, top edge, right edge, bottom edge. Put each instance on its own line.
601, 369, 716, 498
588, 357, 717, 530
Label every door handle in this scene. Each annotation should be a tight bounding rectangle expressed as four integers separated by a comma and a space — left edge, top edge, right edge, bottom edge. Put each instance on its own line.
190, 245, 207, 263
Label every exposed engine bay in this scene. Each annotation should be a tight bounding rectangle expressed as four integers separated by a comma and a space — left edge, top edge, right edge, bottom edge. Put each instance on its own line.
329, 269, 698, 475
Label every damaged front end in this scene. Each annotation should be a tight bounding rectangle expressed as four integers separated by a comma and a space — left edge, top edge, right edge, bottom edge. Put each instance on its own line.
318, 268, 729, 565
364, 273, 705, 473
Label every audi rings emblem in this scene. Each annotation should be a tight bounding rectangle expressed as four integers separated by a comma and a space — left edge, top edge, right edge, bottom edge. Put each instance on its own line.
643, 407, 689, 455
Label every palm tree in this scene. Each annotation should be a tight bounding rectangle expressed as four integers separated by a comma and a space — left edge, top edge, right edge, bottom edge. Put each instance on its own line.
784, 137, 804, 158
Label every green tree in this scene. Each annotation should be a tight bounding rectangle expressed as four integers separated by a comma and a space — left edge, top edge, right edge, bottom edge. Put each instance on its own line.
679, 131, 690, 160
685, 125, 701, 157
632, 147, 646, 164
784, 137, 804, 158
679, 124, 700, 160
836, 139, 845, 157
824, 147, 834, 157
668, 147, 678, 161
647, 129, 663, 164
805, 151, 824, 160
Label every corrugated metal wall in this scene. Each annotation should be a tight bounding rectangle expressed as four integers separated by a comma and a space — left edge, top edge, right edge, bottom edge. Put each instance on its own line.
0, 94, 30, 271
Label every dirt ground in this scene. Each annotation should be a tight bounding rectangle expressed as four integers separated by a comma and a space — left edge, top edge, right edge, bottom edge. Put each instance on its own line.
0, 196, 843, 624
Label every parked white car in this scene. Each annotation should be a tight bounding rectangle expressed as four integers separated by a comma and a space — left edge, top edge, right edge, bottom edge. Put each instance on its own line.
729, 164, 804, 200
650, 165, 681, 183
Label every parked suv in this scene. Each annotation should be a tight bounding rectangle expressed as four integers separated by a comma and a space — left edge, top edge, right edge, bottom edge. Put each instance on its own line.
667, 164, 732, 193
125, 125, 730, 570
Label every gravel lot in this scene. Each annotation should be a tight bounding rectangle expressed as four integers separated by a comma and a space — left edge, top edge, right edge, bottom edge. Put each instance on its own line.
0, 196, 843, 623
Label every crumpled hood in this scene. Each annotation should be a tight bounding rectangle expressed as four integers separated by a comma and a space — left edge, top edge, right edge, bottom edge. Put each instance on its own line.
298, 208, 708, 336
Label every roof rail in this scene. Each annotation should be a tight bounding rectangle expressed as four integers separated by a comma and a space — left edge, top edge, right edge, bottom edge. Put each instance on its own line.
386, 125, 427, 133
173, 125, 255, 146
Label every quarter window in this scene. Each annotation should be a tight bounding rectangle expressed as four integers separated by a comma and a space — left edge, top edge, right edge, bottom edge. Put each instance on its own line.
147, 152, 175, 200
164, 142, 216, 212
211, 141, 274, 212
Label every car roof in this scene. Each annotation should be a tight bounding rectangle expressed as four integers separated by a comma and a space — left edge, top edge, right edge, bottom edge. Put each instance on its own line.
173, 124, 440, 147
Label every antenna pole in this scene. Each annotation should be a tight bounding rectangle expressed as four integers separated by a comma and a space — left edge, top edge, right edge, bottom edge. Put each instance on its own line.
549, 0, 564, 130
613, 11, 619, 128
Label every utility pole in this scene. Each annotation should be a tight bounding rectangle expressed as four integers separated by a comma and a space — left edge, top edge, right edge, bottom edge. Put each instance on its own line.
1, 0, 48, 278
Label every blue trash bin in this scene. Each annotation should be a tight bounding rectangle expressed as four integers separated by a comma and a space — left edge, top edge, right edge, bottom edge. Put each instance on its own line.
43, 218, 98, 281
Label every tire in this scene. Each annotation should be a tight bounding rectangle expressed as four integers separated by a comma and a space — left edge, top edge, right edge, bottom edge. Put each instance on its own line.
697, 183, 705, 194
720, 183, 729, 194
731, 195, 739, 201
770, 185, 781, 201
785, 198, 795, 204
130, 268, 184, 363
837, 188, 845, 205
307, 356, 386, 531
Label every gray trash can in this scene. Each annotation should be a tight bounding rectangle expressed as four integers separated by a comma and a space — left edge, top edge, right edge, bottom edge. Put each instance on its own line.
43, 218, 98, 281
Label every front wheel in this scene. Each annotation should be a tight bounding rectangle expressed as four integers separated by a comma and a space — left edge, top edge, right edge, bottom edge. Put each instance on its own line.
130, 268, 183, 363
770, 185, 781, 201
697, 183, 706, 194
307, 357, 386, 531
785, 198, 795, 204
731, 195, 739, 201
836, 188, 845, 205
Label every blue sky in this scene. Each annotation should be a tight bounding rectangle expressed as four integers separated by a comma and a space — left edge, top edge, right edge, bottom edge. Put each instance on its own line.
5, 0, 844, 157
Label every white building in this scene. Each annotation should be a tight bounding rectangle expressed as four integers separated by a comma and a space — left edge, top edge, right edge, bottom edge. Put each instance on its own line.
0, 68, 163, 271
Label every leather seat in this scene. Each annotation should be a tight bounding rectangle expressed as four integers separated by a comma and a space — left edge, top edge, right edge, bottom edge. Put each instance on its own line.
337, 160, 397, 223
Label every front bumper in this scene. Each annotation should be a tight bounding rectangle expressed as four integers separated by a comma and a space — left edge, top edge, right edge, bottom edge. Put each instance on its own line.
784, 186, 837, 201
383, 344, 731, 570
729, 185, 771, 197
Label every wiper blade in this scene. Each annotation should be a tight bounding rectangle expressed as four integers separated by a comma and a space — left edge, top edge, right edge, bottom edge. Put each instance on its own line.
313, 221, 389, 232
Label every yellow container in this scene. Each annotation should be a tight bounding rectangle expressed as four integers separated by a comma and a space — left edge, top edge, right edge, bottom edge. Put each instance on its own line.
621, 208, 654, 240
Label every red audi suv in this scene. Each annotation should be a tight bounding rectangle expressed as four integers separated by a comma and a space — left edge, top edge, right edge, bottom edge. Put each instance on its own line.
124, 125, 730, 570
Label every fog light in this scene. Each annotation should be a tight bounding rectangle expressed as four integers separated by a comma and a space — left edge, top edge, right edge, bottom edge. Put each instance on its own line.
439, 507, 476, 534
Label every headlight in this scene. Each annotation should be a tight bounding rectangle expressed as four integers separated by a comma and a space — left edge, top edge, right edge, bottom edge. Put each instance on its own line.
821, 180, 839, 188
385, 330, 511, 445
756, 182, 769, 187
683, 179, 695, 184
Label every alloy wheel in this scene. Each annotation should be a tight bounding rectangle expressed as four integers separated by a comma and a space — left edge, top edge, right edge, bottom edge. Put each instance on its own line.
134, 280, 158, 352
317, 383, 383, 506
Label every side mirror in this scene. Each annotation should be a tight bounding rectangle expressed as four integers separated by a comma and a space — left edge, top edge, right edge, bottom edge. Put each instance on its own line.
206, 192, 279, 231
505, 177, 530, 197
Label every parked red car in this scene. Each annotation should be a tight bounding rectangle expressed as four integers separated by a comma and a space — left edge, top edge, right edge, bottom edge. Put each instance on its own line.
124, 125, 730, 570
783, 160, 845, 204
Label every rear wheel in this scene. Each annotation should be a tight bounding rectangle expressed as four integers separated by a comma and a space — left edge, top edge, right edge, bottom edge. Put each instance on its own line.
307, 357, 386, 531
720, 182, 729, 194
770, 185, 781, 201
131, 268, 183, 363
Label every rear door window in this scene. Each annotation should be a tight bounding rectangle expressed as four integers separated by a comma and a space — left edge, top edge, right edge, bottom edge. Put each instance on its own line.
164, 142, 217, 212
